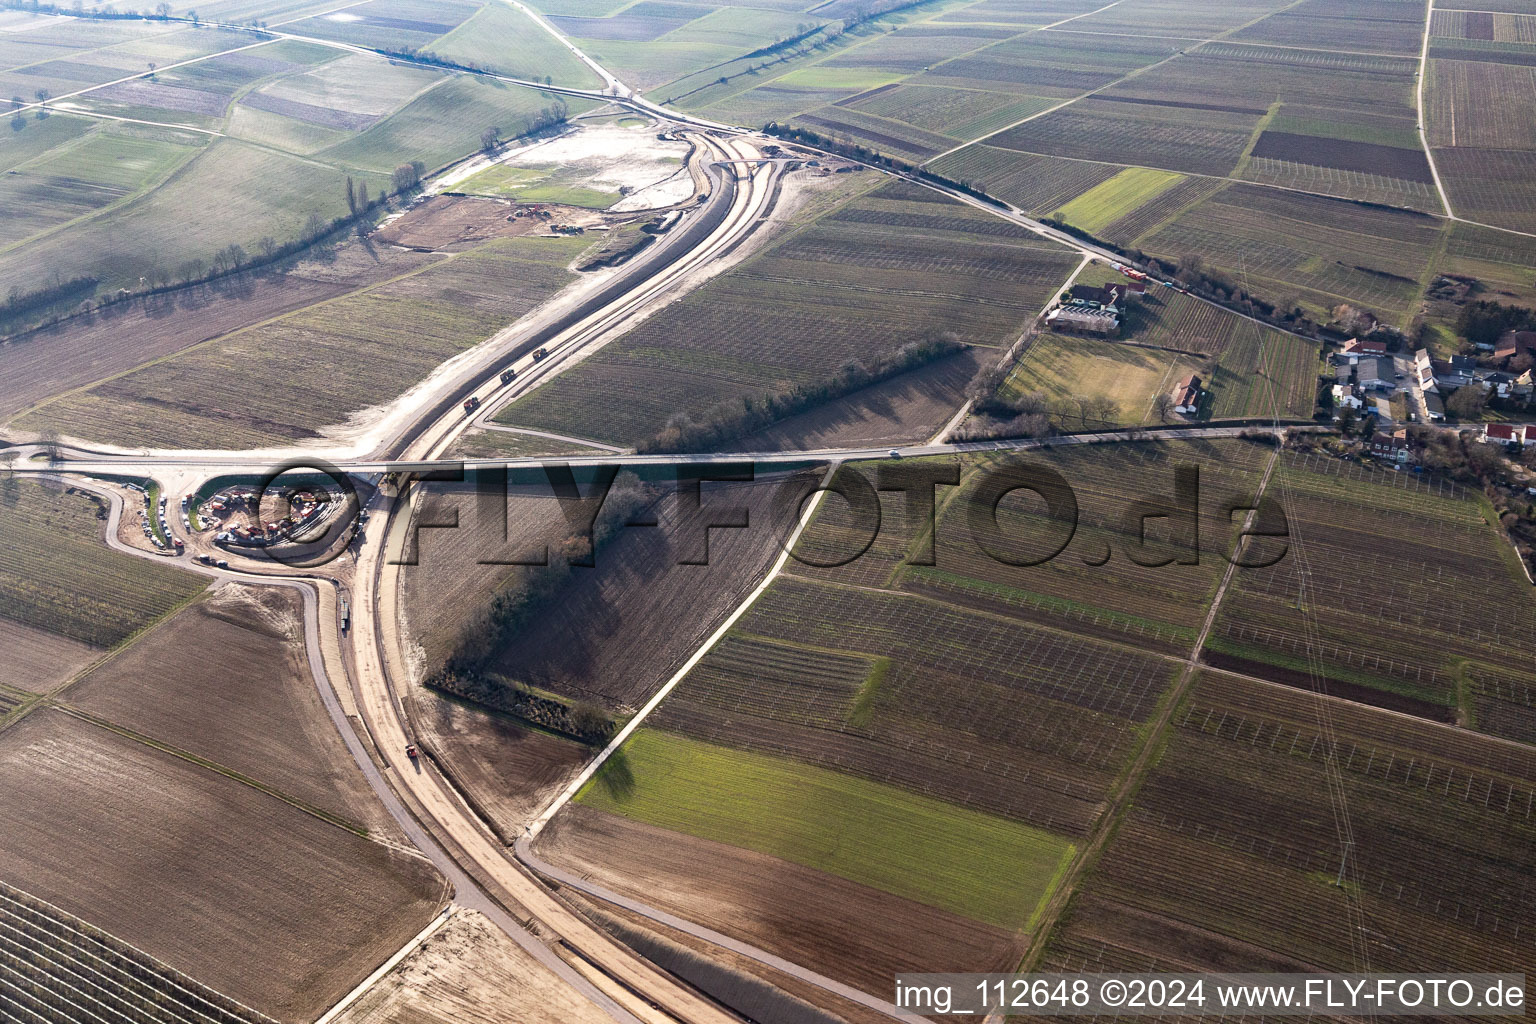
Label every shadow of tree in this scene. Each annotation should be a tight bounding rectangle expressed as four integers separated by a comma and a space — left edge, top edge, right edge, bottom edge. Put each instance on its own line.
596, 747, 636, 803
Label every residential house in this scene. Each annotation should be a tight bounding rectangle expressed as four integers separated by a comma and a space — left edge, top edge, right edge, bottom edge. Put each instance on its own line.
1370, 429, 1413, 463
1481, 370, 1516, 398
1332, 383, 1364, 410
1515, 369, 1534, 399
1355, 357, 1393, 390
1171, 372, 1203, 415
1341, 337, 1388, 363
1413, 348, 1437, 393
1432, 356, 1476, 390
1482, 423, 1528, 446
1424, 391, 1446, 421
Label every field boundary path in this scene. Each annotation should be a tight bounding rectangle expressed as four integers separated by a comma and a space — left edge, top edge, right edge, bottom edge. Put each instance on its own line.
1017, 437, 1286, 967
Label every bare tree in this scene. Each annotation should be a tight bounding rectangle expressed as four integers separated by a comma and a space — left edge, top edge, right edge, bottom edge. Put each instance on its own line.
1153, 392, 1174, 422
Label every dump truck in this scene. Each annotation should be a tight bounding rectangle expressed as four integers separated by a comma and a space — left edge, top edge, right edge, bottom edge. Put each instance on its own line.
532, 347, 548, 361
500, 368, 517, 385
463, 396, 481, 415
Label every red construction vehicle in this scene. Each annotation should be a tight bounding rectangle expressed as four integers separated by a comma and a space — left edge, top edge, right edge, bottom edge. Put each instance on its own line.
462, 396, 481, 416
405, 744, 420, 760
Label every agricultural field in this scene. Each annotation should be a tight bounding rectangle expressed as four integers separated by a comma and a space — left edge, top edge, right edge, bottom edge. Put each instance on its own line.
0, 23, 592, 302
426, 1, 603, 86
1006, 332, 1203, 426
398, 471, 816, 831
0, 708, 447, 1023
986, 100, 1258, 177
576, 728, 1078, 929
1433, 221, 1536, 307
1206, 449, 1536, 730
497, 176, 1080, 446
1232, 0, 1426, 55
0, 880, 271, 1024
927, 147, 1122, 212
1139, 183, 1446, 323
1425, 35, 1536, 231
19, 234, 589, 448
1052, 167, 1186, 236
280, 0, 485, 52
736, 345, 983, 450
539, 440, 1291, 997
64, 582, 400, 835
1036, 670, 1536, 984
0, 479, 204, 656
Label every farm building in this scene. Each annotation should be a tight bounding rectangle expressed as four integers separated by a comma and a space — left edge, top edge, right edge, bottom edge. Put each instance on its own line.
1341, 337, 1387, 362
1047, 305, 1119, 335
1370, 394, 1394, 422
1494, 330, 1536, 362
1171, 372, 1203, 415
1370, 429, 1412, 463
1481, 423, 1528, 446
1355, 357, 1393, 391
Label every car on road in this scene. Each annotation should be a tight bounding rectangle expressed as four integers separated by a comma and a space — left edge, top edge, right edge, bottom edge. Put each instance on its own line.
888, 449, 902, 459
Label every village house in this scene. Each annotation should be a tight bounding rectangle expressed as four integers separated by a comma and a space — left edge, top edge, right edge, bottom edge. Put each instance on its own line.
1340, 337, 1388, 363
1370, 429, 1413, 464
1481, 371, 1516, 398
1432, 356, 1476, 391
1424, 391, 1446, 421
1482, 423, 1529, 446
1413, 348, 1436, 393
1171, 371, 1203, 415
1332, 383, 1364, 411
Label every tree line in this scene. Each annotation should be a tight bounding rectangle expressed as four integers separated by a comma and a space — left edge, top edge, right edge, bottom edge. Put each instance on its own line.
637, 334, 966, 454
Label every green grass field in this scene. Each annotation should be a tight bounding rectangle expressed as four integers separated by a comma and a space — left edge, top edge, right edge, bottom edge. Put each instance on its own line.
1008, 333, 1201, 426
1054, 168, 1186, 236
578, 728, 1077, 929
0, 480, 204, 648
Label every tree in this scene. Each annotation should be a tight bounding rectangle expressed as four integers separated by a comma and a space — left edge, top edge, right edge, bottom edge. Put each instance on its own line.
154, 2, 171, 17
479, 126, 500, 153
303, 210, 326, 240
1337, 406, 1357, 435
146, 61, 156, 79
344, 175, 357, 217
390, 161, 422, 193
1153, 391, 1175, 422
257, 235, 278, 261
1446, 384, 1487, 421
